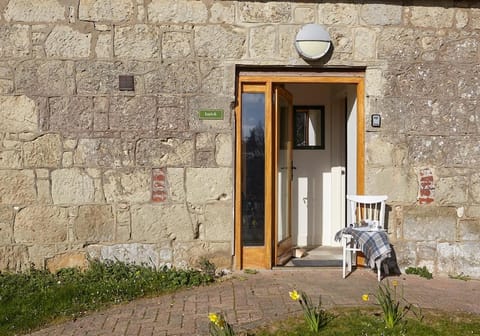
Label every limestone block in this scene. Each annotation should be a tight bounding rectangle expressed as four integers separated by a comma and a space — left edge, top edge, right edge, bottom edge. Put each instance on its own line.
172, 241, 231, 269
210, 2, 235, 24
131, 203, 194, 241
194, 26, 246, 59
436, 175, 468, 205
76, 61, 118, 94
459, 219, 480, 241
74, 205, 114, 242
436, 242, 456, 275
403, 206, 456, 241
196, 133, 215, 150
49, 97, 93, 132
36, 179, 51, 204
439, 38, 478, 63
188, 96, 232, 131
470, 173, 480, 203
204, 202, 233, 241
0, 78, 14, 94
215, 133, 232, 166
109, 96, 156, 131
185, 168, 232, 203
0, 95, 38, 132
293, 7, 315, 23
353, 28, 376, 61
74, 138, 133, 168
452, 242, 480, 278
103, 169, 151, 203
62, 152, 73, 167
79, 0, 135, 22
145, 62, 200, 93
95, 33, 112, 58
46, 252, 89, 273
249, 25, 277, 59
365, 167, 417, 203
114, 25, 160, 59
4, 0, 66, 22
238, 2, 291, 23
278, 25, 298, 60
365, 67, 385, 97
377, 28, 420, 61
328, 27, 353, 54
196, 151, 215, 167
0, 245, 29, 272
359, 3, 402, 25
0, 150, 22, 169
162, 31, 192, 59
0, 206, 13, 244
0, 24, 30, 57
410, 6, 454, 28
14, 206, 68, 243
157, 106, 187, 132
456, 65, 480, 99
167, 168, 185, 202
366, 134, 394, 166
15, 60, 75, 96
136, 138, 194, 167
319, 3, 357, 25
0, 170, 36, 204
51, 168, 95, 204
455, 10, 469, 29
416, 241, 437, 263
90, 243, 162, 268
23, 134, 62, 168
147, 0, 208, 23
45, 26, 91, 58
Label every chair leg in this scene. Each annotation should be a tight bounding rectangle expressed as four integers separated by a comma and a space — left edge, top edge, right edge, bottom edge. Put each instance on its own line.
342, 245, 347, 279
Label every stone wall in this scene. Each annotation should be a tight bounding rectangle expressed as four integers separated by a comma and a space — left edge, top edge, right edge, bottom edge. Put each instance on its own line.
1, 0, 480, 277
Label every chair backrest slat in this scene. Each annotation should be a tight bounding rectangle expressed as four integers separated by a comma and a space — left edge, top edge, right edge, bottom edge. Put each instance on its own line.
346, 195, 388, 227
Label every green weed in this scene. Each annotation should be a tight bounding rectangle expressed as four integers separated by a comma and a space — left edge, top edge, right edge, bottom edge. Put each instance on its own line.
405, 266, 433, 279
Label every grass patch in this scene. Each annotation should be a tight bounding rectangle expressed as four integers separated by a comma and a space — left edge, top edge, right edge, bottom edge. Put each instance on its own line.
247, 307, 480, 335
0, 260, 214, 335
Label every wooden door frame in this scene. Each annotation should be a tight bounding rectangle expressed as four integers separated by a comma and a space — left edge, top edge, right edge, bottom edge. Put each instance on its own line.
235, 72, 365, 270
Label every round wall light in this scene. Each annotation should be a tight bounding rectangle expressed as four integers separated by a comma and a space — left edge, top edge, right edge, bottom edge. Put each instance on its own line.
295, 24, 331, 60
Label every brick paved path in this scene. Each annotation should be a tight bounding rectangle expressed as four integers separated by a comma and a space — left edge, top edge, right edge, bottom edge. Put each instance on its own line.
29, 268, 480, 336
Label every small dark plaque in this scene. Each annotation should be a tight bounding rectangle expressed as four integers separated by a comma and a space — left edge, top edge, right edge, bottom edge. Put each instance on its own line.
119, 75, 134, 91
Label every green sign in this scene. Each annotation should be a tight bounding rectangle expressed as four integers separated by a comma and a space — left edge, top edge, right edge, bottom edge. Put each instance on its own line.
199, 109, 224, 120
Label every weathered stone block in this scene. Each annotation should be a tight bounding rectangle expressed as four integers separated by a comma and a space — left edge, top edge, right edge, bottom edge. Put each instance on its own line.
238, 2, 291, 23
103, 169, 151, 203
88, 243, 161, 268
204, 202, 233, 241
436, 242, 456, 275
359, 3, 402, 26
147, 0, 208, 23
45, 26, 92, 58
365, 167, 417, 203
459, 219, 480, 241
278, 25, 298, 59
0, 150, 22, 169
215, 133, 232, 166
403, 206, 456, 241
0, 95, 38, 132
109, 96, 157, 131
49, 97, 94, 132
0, 206, 13, 244
95, 33, 112, 58
194, 26, 246, 59
114, 25, 161, 59
14, 206, 68, 243
79, 0, 135, 22
249, 25, 277, 58
131, 203, 194, 241
157, 106, 187, 132
145, 62, 200, 93
436, 175, 468, 205
0, 24, 30, 57
16, 60, 75, 96
46, 252, 89, 273
4, 0, 66, 22
0, 245, 29, 272
23, 134, 62, 168
366, 134, 395, 167
210, 2, 235, 24
76, 61, 118, 94
51, 168, 95, 204
167, 168, 185, 202
136, 138, 194, 167
196, 133, 215, 150
74, 139, 133, 168
0, 170, 36, 204
74, 205, 114, 242
410, 6, 454, 28
162, 31, 192, 59
319, 3, 357, 25
188, 96, 232, 131
353, 28, 376, 61
453, 242, 480, 278
0, 78, 14, 94
172, 241, 231, 269
185, 168, 232, 203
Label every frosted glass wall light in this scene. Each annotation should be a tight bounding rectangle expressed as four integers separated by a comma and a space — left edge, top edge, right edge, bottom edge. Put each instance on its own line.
295, 24, 331, 60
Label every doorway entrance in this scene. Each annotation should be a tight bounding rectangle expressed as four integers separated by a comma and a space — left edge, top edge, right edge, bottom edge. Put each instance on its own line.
234, 70, 365, 270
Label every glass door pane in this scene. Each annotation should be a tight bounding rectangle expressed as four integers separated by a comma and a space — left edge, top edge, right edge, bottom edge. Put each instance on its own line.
241, 92, 265, 246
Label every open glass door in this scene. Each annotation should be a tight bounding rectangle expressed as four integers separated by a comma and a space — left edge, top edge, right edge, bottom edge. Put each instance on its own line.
274, 86, 293, 265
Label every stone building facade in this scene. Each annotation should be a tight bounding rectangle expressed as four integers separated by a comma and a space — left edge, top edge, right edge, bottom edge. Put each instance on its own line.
0, 0, 479, 278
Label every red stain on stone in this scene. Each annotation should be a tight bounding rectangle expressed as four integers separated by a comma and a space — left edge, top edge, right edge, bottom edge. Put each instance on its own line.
419, 168, 434, 204
152, 168, 167, 202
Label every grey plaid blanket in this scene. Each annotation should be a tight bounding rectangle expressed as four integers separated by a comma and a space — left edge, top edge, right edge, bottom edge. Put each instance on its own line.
335, 227, 391, 269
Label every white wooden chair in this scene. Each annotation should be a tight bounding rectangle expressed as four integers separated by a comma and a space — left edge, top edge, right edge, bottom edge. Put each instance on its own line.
342, 195, 388, 281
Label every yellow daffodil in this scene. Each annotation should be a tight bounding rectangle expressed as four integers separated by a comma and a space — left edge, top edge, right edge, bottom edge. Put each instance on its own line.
392, 280, 398, 287
362, 294, 369, 301
208, 312, 219, 324
289, 290, 300, 301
